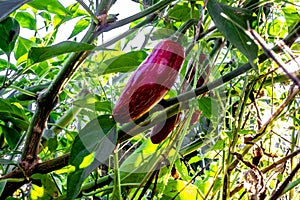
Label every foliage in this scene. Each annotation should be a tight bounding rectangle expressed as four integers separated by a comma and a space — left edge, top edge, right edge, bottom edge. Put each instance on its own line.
0, 0, 300, 199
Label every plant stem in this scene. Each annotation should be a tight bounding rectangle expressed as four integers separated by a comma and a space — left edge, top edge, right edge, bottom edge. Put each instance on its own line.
171, 18, 199, 42
111, 143, 122, 199
9, 85, 36, 98
270, 161, 300, 200
157, 22, 300, 110
117, 22, 300, 141
262, 148, 300, 174
100, 0, 175, 32
96, 14, 157, 48
76, 0, 99, 24
96, 0, 116, 15
229, 85, 300, 173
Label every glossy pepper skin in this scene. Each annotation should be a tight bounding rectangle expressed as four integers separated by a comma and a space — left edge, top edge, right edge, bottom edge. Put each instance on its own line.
150, 112, 181, 144
150, 54, 210, 144
112, 39, 184, 123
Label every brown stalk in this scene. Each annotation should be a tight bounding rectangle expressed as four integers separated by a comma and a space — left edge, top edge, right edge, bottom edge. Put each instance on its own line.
270, 161, 300, 200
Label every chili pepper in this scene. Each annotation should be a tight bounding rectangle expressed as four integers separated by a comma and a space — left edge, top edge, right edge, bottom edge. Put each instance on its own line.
150, 109, 181, 144
150, 54, 211, 144
112, 39, 184, 123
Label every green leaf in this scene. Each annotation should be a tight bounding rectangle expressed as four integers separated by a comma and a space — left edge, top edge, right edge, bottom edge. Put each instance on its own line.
212, 177, 222, 193
39, 11, 51, 23
15, 37, 36, 60
27, 41, 96, 65
151, 28, 176, 41
30, 174, 60, 200
282, 5, 300, 30
0, 99, 28, 121
72, 95, 112, 113
52, 14, 71, 29
283, 177, 300, 195
47, 136, 58, 153
0, 59, 17, 71
207, 0, 258, 64
267, 19, 288, 38
67, 115, 116, 200
238, 129, 256, 135
15, 12, 36, 30
174, 159, 190, 181
168, 3, 200, 21
212, 139, 225, 150
67, 3, 87, 18
119, 139, 164, 183
197, 97, 217, 119
6, 117, 29, 131
0, 0, 31, 22
28, 0, 69, 16
162, 179, 202, 199
188, 156, 201, 165
68, 17, 90, 39
0, 181, 6, 196
101, 50, 148, 75
0, 17, 20, 56
1, 126, 21, 149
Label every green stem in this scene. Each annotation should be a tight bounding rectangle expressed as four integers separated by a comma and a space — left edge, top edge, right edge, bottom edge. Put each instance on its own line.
50, 106, 81, 135
9, 85, 36, 98
96, 0, 116, 15
270, 161, 300, 200
81, 136, 207, 194
111, 143, 122, 199
76, 0, 99, 24
83, 183, 141, 196
223, 73, 252, 199
100, 0, 175, 32
228, 86, 300, 173
117, 21, 300, 145
96, 14, 157, 49
172, 18, 199, 42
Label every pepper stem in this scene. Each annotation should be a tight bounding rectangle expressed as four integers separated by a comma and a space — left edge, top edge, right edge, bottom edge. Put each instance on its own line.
171, 18, 198, 43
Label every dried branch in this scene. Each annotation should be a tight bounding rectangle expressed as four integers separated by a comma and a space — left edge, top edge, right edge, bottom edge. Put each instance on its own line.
229, 85, 300, 173
270, 161, 300, 200
230, 149, 300, 196
248, 29, 300, 87
262, 149, 300, 174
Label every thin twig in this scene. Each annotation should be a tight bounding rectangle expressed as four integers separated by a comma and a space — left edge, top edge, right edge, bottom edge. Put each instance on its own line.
262, 148, 300, 174
271, 130, 300, 149
76, 0, 99, 24
230, 148, 300, 196
171, 151, 221, 200
228, 84, 300, 175
248, 29, 300, 88
99, 0, 176, 33
270, 161, 300, 200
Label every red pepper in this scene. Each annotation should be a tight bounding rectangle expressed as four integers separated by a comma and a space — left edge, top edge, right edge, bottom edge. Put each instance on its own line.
112, 39, 184, 123
150, 54, 211, 144
150, 112, 181, 144
185, 54, 211, 125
